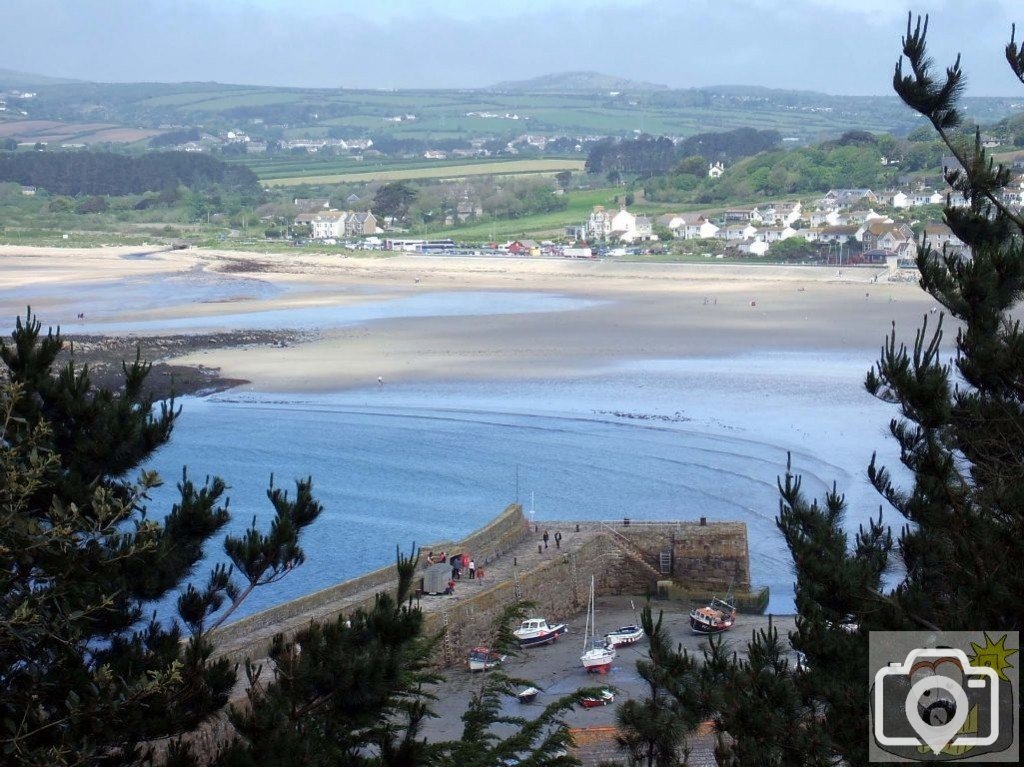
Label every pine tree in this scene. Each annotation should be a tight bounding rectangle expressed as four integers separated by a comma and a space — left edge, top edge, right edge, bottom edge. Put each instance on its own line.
707, 620, 831, 767
219, 581, 586, 767
615, 606, 705, 767
0, 311, 322, 766
214, 547, 439, 767
742, 13, 1024, 765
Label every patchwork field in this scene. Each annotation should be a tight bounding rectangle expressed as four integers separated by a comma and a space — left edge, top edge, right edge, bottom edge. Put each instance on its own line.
261, 158, 586, 186
0, 118, 158, 145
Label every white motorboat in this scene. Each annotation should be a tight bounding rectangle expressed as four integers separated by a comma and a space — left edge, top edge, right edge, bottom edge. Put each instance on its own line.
513, 618, 567, 647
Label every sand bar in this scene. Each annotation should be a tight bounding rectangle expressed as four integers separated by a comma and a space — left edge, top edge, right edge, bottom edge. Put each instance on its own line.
0, 245, 937, 392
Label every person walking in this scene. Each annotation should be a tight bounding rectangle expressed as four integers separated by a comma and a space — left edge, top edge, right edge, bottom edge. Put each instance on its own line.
542, 530, 549, 549
468, 559, 476, 579
554, 531, 562, 550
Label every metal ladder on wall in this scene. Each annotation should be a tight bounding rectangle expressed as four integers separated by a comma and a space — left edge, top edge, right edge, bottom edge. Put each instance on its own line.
659, 551, 672, 575
441, 607, 453, 667
570, 552, 580, 607
513, 569, 522, 601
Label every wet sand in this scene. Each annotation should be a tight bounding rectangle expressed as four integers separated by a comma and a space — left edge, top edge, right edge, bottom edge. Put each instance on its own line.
0, 245, 936, 393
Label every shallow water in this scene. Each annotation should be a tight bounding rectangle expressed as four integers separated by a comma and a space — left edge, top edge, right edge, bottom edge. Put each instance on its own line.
145, 352, 905, 621
58, 290, 599, 333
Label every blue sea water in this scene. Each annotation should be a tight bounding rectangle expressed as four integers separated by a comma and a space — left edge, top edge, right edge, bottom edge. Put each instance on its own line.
144, 353, 903, 621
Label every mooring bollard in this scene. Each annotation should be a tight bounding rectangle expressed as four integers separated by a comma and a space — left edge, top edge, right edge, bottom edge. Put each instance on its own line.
514, 557, 517, 567
538, 544, 542, 554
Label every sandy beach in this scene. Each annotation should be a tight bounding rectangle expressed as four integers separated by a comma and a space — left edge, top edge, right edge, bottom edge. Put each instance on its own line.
0, 245, 936, 392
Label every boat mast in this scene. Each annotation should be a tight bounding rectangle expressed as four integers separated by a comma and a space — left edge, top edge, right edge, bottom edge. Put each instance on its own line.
582, 576, 591, 651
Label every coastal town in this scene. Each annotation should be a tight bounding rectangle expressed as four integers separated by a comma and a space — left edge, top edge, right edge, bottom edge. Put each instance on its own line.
288, 174, 1018, 267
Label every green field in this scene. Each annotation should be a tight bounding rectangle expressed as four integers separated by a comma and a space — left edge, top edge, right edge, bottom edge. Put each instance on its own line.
433, 187, 687, 241
262, 159, 586, 187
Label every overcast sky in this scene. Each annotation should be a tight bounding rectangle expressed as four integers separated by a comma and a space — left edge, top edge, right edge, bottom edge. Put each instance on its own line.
2, 0, 1021, 96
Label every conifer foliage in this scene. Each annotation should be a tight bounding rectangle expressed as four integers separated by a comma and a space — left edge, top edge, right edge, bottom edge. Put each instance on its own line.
0, 311, 322, 766
754, 13, 1024, 764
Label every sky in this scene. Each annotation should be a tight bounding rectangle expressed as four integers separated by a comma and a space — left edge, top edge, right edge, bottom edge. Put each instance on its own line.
2, 0, 1022, 96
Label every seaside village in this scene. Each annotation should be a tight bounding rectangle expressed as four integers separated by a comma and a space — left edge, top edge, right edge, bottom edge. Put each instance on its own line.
291, 156, 1024, 264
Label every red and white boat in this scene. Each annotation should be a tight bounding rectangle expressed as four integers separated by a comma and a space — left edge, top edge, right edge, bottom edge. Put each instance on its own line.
513, 618, 567, 648
580, 576, 616, 674
689, 596, 737, 635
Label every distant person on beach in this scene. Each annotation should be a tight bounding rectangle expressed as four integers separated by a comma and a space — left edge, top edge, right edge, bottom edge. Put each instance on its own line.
468, 559, 476, 579
554, 531, 562, 549
378, 376, 383, 388
542, 530, 549, 549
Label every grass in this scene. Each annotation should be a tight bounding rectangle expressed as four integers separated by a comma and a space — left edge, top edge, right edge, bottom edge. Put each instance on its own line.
262, 159, 586, 187
432, 186, 684, 241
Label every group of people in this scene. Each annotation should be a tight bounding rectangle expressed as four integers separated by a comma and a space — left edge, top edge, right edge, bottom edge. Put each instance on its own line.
541, 530, 563, 549
426, 550, 479, 582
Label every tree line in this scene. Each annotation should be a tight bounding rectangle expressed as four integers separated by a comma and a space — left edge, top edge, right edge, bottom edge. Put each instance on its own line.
584, 128, 782, 178
0, 150, 260, 197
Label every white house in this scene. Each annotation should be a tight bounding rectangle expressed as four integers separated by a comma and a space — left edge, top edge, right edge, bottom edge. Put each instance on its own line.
587, 205, 614, 240
890, 191, 911, 208
724, 224, 758, 241
708, 161, 725, 178
810, 208, 842, 227
774, 201, 803, 226
310, 211, 348, 239
655, 213, 686, 233
610, 208, 637, 234
910, 190, 944, 207
756, 226, 797, 243
736, 238, 770, 256
817, 224, 859, 244
685, 216, 720, 239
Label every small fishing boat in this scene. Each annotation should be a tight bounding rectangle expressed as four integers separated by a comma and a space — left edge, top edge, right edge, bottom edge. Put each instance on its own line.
580, 576, 616, 674
513, 618, 568, 647
517, 686, 540, 703
605, 624, 644, 647
688, 596, 737, 634
580, 689, 615, 708
467, 647, 506, 672
605, 600, 644, 647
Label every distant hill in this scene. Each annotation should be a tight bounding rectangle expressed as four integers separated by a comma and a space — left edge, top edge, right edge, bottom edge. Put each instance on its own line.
0, 68, 81, 88
489, 71, 668, 93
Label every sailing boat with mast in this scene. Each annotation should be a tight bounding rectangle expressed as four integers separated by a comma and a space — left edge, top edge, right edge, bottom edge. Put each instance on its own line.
580, 576, 615, 674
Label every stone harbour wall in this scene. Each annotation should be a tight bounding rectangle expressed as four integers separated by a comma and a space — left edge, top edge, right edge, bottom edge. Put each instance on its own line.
212, 503, 530, 662
610, 520, 750, 590
424, 533, 660, 667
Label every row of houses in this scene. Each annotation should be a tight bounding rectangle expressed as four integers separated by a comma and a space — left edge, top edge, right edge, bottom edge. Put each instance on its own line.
584, 200, 968, 260
294, 209, 379, 239
820, 181, 1024, 212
